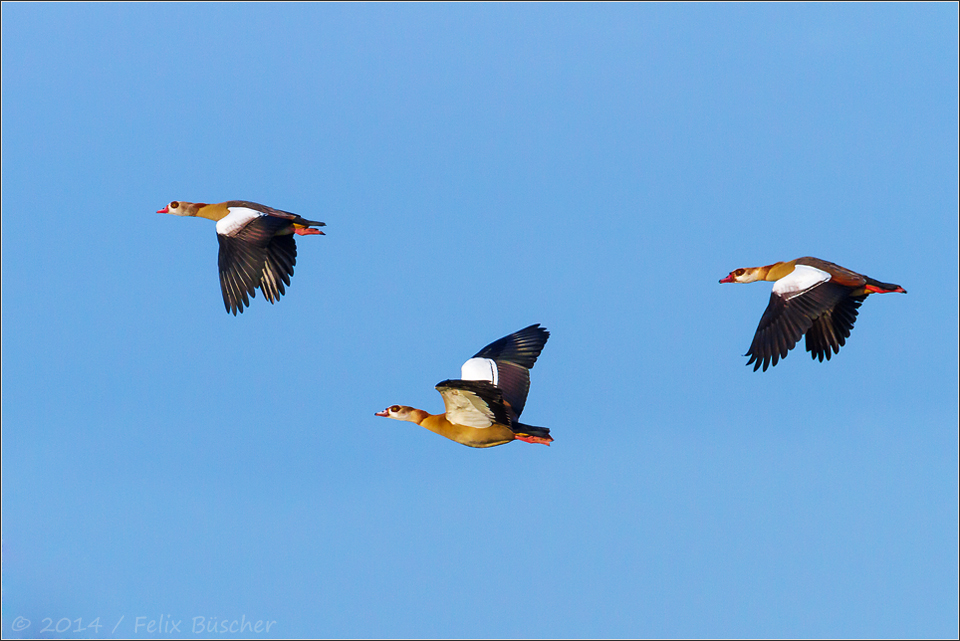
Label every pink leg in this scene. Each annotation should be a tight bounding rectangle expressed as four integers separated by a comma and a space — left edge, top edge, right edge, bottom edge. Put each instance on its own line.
865, 284, 906, 294
514, 434, 552, 446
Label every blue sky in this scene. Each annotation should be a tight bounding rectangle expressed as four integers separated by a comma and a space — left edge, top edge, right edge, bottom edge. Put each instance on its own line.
2, 4, 957, 638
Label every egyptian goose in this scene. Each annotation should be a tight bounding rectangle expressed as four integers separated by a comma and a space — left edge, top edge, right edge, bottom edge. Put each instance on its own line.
720, 257, 906, 371
376, 324, 553, 448
157, 200, 325, 315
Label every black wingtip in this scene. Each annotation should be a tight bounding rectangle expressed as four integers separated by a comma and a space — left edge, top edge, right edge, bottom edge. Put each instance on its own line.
473, 324, 550, 369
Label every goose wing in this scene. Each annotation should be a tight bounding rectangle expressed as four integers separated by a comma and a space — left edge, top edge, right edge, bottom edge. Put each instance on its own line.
435, 379, 511, 428
746, 281, 853, 371
216, 210, 298, 315
469, 324, 549, 418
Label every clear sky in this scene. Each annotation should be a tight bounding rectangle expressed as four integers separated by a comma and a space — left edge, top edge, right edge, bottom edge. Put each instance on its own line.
2, 4, 957, 639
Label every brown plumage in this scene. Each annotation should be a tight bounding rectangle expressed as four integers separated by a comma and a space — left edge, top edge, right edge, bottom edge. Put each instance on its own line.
376, 324, 553, 448
157, 200, 325, 315
720, 257, 906, 371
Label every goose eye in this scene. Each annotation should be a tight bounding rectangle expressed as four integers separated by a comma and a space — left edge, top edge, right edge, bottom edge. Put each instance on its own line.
391, 405, 401, 412
735, 269, 745, 276
170, 201, 179, 209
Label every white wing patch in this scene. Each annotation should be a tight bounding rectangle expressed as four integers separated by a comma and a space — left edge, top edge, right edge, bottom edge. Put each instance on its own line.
461, 357, 498, 385
216, 207, 266, 237
772, 264, 831, 300
439, 388, 495, 428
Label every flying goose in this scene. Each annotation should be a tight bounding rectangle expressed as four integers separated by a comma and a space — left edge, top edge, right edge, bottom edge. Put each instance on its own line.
157, 200, 324, 315
376, 324, 553, 447
720, 257, 906, 371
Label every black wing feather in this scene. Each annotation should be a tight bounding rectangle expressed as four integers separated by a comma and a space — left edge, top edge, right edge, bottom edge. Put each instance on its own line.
260, 233, 298, 304
216, 216, 299, 315
804, 294, 865, 362
746, 283, 853, 371
473, 324, 550, 368
472, 324, 549, 418
217, 235, 262, 314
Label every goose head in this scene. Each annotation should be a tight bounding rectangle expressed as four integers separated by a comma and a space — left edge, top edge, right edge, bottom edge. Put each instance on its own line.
720, 266, 765, 284
157, 201, 200, 216
375, 405, 420, 422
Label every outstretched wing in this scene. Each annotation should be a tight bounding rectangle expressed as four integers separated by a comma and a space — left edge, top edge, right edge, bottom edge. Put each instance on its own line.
216, 212, 297, 315
469, 324, 549, 418
746, 282, 852, 371
435, 379, 511, 428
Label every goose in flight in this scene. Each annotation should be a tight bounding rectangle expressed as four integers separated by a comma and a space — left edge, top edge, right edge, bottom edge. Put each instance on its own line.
720, 257, 905, 371
376, 324, 553, 447
157, 200, 324, 315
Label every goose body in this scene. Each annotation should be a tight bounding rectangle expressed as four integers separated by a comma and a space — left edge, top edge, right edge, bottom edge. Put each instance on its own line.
720, 257, 905, 371
376, 324, 553, 448
157, 200, 325, 315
